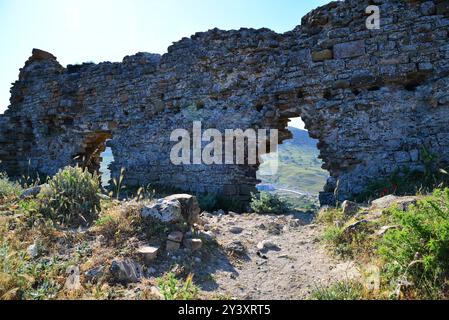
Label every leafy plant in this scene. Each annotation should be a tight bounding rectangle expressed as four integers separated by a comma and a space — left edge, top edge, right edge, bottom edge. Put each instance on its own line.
316, 207, 345, 225
39, 166, 101, 227
250, 192, 291, 214
197, 193, 218, 212
197, 193, 242, 212
156, 272, 199, 300
378, 188, 449, 299
0, 173, 23, 199
0, 245, 63, 300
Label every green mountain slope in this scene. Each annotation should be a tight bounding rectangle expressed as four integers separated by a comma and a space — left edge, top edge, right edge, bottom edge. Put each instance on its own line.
258, 127, 329, 195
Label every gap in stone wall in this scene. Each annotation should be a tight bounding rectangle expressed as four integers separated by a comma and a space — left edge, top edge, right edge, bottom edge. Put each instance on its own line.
257, 117, 328, 210
73, 132, 113, 189
100, 144, 114, 189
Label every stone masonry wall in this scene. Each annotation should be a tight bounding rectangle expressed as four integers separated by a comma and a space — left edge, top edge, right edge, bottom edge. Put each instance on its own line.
1, 0, 449, 205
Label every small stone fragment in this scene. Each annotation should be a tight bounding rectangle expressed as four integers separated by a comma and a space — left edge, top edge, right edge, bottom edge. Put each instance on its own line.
229, 226, 244, 234
137, 246, 159, 264
84, 266, 105, 284
341, 200, 359, 215
110, 259, 143, 284
168, 231, 184, 243
166, 240, 181, 252
65, 266, 81, 291
257, 240, 280, 252
27, 243, 39, 259
184, 238, 203, 252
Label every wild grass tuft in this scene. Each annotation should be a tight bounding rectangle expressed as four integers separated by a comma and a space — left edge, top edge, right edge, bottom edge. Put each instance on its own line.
0, 173, 23, 200
311, 281, 366, 300
39, 166, 101, 227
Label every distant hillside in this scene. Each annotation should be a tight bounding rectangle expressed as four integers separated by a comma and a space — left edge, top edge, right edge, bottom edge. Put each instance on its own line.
283, 127, 319, 148
258, 127, 328, 195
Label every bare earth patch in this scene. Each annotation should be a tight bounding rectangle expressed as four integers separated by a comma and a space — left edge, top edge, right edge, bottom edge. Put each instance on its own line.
197, 212, 360, 300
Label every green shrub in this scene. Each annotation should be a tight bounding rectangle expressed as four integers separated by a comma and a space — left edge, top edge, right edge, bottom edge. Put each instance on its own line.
197, 193, 243, 212
378, 188, 449, 299
250, 192, 291, 214
322, 225, 344, 243
311, 281, 365, 300
197, 193, 218, 212
40, 166, 101, 227
0, 173, 22, 199
316, 208, 345, 225
156, 273, 199, 300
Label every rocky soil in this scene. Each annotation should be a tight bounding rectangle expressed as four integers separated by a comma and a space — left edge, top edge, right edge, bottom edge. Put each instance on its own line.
1, 190, 363, 300
194, 211, 359, 300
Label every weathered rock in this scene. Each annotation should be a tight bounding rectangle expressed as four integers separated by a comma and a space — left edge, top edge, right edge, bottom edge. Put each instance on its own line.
376, 225, 400, 237
26, 243, 39, 259
96, 234, 107, 246
201, 230, 217, 241
370, 195, 419, 212
229, 226, 244, 234
84, 266, 105, 283
343, 220, 370, 236
333, 40, 365, 59
225, 240, 247, 256
312, 49, 333, 62
396, 197, 419, 212
341, 200, 359, 216
30, 48, 56, 61
20, 184, 49, 199
166, 240, 181, 253
183, 238, 203, 252
166, 230, 184, 253
371, 195, 399, 210
137, 246, 159, 265
110, 259, 143, 284
257, 240, 280, 252
141, 199, 183, 224
165, 194, 200, 225
289, 219, 301, 228
64, 266, 81, 291
203, 223, 213, 231
168, 231, 184, 243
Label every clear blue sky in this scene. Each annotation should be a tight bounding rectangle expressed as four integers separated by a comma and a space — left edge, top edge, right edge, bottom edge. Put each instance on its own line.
0, 0, 329, 125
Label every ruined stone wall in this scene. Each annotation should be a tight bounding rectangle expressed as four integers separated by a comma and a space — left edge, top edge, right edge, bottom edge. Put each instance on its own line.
1, 0, 449, 205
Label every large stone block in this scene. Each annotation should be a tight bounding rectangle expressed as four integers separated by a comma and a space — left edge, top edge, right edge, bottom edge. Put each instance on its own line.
141, 199, 183, 223
333, 40, 365, 59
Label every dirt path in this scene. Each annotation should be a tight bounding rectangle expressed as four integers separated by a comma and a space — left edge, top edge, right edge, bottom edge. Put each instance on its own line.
197, 212, 360, 300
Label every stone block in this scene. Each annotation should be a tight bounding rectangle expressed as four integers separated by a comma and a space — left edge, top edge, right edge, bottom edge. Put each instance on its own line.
166, 240, 181, 252
312, 49, 333, 62
137, 246, 159, 265
334, 40, 365, 59
341, 200, 359, 216
183, 238, 203, 252
168, 231, 184, 243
